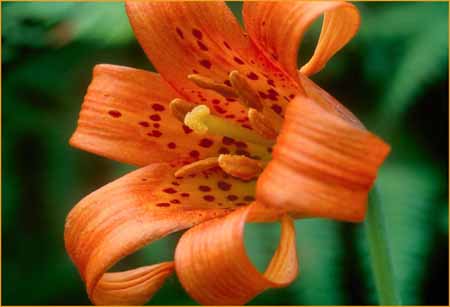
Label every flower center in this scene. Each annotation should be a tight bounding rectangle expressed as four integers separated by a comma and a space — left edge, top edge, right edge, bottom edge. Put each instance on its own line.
170, 71, 282, 181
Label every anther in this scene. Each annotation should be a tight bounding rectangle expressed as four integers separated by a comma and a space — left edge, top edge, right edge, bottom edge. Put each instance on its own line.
218, 154, 263, 181
170, 98, 196, 122
174, 157, 219, 177
229, 70, 263, 111
248, 108, 278, 140
188, 74, 238, 98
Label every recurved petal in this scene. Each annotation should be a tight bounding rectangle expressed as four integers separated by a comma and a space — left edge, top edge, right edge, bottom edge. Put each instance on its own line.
91, 263, 174, 305
243, 1, 360, 80
174, 204, 298, 305
256, 97, 390, 222
70, 64, 266, 167
65, 163, 258, 305
125, 1, 303, 122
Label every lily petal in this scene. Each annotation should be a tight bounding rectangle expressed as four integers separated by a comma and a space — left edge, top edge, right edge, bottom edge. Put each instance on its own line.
243, 1, 360, 80
256, 97, 390, 222
65, 163, 258, 305
126, 1, 302, 120
70, 64, 267, 167
175, 204, 298, 305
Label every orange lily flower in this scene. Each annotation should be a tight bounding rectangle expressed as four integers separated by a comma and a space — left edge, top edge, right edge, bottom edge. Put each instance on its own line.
65, 1, 390, 305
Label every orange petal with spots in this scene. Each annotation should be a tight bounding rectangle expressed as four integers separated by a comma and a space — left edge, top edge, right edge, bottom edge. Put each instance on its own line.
125, 1, 302, 122
175, 204, 298, 305
70, 64, 268, 167
256, 97, 390, 222
65, 162, 260, 305
243, 1, 360, 80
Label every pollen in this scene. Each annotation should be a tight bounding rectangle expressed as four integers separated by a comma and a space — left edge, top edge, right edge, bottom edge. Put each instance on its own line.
229, 70, 263, 111
174, 157, 219, 177
218, 154, 264, 181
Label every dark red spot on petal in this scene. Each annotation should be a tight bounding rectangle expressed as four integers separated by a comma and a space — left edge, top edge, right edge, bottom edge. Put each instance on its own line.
153, 123, 160, 128
167, 142, 176, 149
259, 91, 268, 99
170, 199, 181, 204
181, 193, 190, 197
199, 59, 212, 69
233, 57, 244, 65
199, 185, 211, 192
197, 40, 208, 51
150, 114, 161, 121
222, 136, 234, 145
212, 99, 220, 104
176, 27, 184, 39
183, 125, 193, 134
271, 104, 282, 114
156, 202, 170, 207
267, 79, 275, 86
139, 121, 149, 127
152, 130, 162, 137
192, 28, 203, 40
218, 181, 231, 191
203, 195, 215, 202
214, 105, 226, 114
223, 41, 232, 50
226, 98, 236, 102
247, 72, 259, 80
163, 188, 177, 194
190, 150, 200, 159
236, 202, 247, 206
108, 110, 122, 118
227, 195, 238, 201
172, 181, 180, 186
199, 138, 213, 148
289, 94, 295, 99
152, 103, 165, 112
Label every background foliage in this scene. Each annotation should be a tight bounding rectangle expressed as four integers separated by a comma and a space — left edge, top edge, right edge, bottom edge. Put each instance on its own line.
2, 2, 448, 305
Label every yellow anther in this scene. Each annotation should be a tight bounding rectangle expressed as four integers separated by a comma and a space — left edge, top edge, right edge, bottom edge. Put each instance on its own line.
188, 74, 238, 98
184, 105, 211, 134
229, 70, 263, 111
248, 108, 278, 140
174, 157, 219, 177
184, 105, 275, 146
218, 154, 263, 181
170, 98, 196, 122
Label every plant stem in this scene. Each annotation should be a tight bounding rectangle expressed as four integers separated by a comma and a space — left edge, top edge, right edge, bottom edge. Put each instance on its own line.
365, 186, 402, 305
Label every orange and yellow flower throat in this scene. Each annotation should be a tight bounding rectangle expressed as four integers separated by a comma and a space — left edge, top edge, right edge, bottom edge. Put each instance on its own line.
100, 25, 304, 211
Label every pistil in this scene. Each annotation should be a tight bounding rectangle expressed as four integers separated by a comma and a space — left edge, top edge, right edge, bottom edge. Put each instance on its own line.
184, 105, 274, 147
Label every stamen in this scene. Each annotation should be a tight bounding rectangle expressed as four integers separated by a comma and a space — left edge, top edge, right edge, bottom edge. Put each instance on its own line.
188, 74, 238, 98
218, 154, 263, 181
174, 157, 219, 177
229, 70, 263, 111
184, 105, 274, 146
248, 108, 278, 140
170, 98, 196, 122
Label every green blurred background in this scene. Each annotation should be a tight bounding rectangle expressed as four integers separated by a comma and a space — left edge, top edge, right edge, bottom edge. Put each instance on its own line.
2, 2, 449, 305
